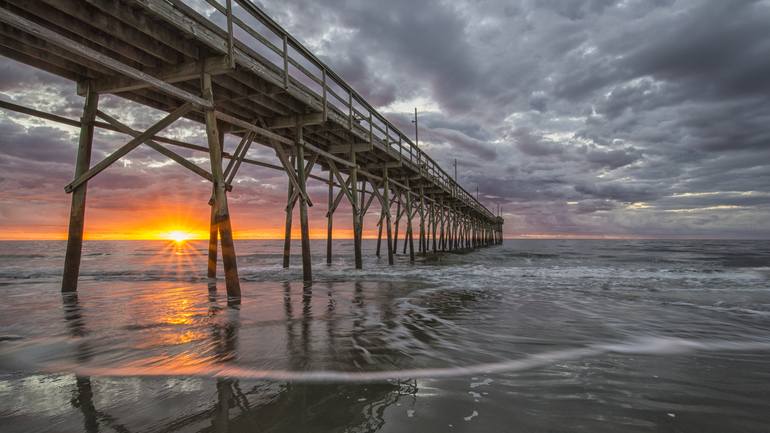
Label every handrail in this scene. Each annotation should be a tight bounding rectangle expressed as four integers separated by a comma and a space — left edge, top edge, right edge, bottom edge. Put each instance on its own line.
181, 0, 495, 219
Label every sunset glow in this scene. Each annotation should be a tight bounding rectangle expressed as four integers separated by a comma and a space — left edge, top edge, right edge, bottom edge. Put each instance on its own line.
162, 230, 195, 243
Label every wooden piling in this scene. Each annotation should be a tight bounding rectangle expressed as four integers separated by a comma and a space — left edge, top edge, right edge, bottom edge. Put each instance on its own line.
405, 179, 415, 262
419, 188, 426, 255
351, 145, 362, 269
282, 156, 295, 268
296, 126, 312, 282
207, 200, 218, 289
383, 168, 394, 265
393, 195, 401, 255
202, 72, 240, 299
62, 82, 98, 293
439, 201, 446, 251
326, 169, 333, 265
430, 202, 438, 254
376, 212, 383, 257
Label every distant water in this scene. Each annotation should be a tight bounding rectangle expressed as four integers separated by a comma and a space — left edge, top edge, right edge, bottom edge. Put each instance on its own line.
1, 239, 769, 432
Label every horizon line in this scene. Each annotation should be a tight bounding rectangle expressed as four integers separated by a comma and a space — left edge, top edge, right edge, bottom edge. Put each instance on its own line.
0, 236, 767, 241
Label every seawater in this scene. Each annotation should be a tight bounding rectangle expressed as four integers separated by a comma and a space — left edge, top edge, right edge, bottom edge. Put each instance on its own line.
1, 239, 769, 432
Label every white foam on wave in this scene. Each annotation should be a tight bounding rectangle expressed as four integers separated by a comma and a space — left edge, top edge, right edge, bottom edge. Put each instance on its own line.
49, 336, 770, 383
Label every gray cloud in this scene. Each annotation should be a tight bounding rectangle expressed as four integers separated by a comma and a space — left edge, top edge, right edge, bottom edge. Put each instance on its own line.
1, 0, 770, 238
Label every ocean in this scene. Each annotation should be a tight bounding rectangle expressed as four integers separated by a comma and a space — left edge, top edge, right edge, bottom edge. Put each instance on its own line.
1, 239, 769, 432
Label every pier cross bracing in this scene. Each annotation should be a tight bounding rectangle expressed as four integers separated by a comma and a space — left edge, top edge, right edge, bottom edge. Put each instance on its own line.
0, 0, 504, 298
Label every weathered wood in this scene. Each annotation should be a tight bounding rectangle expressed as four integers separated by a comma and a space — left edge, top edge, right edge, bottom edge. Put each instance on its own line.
419, 186, 426, 255
96, 109, 213, 182
274, 144, 312, 206
327, 159, 354, 205
350, 144, 362, 269
65, 102, 194, 193
286, 153, 318, 207
328, 177, 349, 215
0, 8, 212, 108
203, 72, 240, 298
82, 56, 232, 95
296, 125, 312, 282
224, 132, 255, 186
0, 99, 345, 187
61, 83, 98, 292
376, 211, 384, 258
405, 178, 415, 262
269, 112, 324, 129
361, 181, 378, 217
326, 169, 333, 265
328, 142, 371, 154
383, 168, 394, 265
439, 200, 446, 252
214, 111, 293, 146
364, 161, 402, 170
207, 199, 218, 289
393, 191, 401, 255
431, 201, 438, 253
282, 155, 295, 269
302, 140, 356, 168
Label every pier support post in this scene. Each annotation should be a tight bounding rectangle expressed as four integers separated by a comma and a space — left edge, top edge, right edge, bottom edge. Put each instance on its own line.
419, 186, 426, 255
466, 216, 471, 248
350, 145, 362, 269
203, 73, 240, 299
431, 201, 438, 253
403, 198, 409, 255
296, 126, 312, 282
326, 170, 333, 265
393, 194, 401, 255
207, 200, 218, 288
405, 179, 415, 262
282, 156, 295, 268
376, 212, 384, 257
439, 201, 446, 252
383, 168, 394, 265
62, 82, 98, 292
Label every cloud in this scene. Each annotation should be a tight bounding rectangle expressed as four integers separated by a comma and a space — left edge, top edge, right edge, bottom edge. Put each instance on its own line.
2, 0, 770, 238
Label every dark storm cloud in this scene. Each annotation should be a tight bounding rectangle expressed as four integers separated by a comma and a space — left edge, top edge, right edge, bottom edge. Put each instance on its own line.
1, 0, 769, 237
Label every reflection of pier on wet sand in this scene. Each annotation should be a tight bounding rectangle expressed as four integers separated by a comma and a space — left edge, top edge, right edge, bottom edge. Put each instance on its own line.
57, 281, 428, 433
0, 0, 504, 299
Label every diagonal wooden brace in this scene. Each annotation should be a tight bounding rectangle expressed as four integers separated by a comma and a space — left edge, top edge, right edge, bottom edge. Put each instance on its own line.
287, 152, 319, 208
95, 109, 213, 182
65, 102, 193, 192
369, 180, 389, 219
361, 182, 378, 216
274, 144, 313, 207
326, 158, 355, 208
327, 177, 351, 217
223, 131, 255, 182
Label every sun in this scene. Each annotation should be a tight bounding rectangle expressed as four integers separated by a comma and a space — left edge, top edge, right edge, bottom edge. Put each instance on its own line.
162, 230, 194, 244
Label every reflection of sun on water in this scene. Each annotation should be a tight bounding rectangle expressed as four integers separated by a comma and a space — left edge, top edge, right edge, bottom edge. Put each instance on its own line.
141, 229, 202, 278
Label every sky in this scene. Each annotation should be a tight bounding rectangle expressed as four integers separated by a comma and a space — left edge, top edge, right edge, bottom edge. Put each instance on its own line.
1, 0, 769, 240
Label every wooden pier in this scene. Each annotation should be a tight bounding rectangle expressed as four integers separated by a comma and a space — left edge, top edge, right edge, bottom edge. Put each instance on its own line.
0, 0, 504, 298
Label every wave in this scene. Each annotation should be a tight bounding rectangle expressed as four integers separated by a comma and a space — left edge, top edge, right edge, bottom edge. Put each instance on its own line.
41, 336, 770, 383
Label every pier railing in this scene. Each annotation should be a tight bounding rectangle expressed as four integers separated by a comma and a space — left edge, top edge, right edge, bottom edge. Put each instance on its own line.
172, 0, 494, 219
